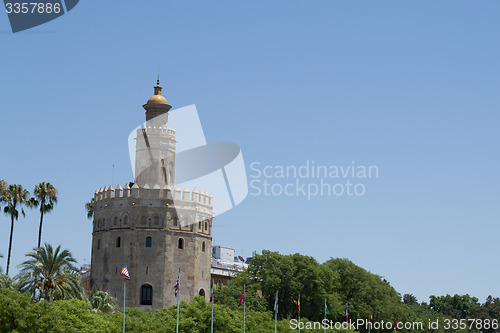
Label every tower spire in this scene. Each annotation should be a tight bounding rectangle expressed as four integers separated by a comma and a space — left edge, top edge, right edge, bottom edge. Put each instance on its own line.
143, 75, 172, 121
157, 65, 160, 86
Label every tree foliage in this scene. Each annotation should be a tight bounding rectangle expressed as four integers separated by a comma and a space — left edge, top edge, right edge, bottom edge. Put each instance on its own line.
323, 258, 413, 326
16, 244, 84, 301
429, 294, 479, 319
2, 184, 31, 275
403, 293, 418, 305
33, 182, 58, 248
241, 251, 414, 328
88, 288, 117, 313
0, 273, 16, 290
0, 291, 345, 333
213, 278, 267, 312
242, 250, 334, 321
85, 198, 94, 219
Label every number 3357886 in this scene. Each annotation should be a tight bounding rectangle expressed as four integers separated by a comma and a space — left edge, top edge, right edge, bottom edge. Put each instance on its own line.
5, 2, 61, 14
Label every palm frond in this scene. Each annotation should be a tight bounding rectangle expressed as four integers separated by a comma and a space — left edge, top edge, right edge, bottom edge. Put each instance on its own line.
85, 198, 94, 219
15, 244, 80, 302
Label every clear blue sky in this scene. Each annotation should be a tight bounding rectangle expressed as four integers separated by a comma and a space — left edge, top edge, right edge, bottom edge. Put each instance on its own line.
1, 1, 499, 304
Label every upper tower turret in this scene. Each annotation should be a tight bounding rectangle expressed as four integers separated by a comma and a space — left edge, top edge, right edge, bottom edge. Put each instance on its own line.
143, 79, 172, 122
135, 80, 176, 187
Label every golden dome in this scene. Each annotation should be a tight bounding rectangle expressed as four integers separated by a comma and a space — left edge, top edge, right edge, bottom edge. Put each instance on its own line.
147, 94, 168, 105
146, 83, 169, 105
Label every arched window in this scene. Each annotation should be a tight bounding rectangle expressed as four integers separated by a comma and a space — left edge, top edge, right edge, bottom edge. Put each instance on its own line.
146, 236, 152, 248
140, 285, 153, 305
202, 242, 206, 252
205, 221, 208, 230
141, 216, 146, 225
124, 216, 128, 225
198, 221, 201, 229
154, 216, 159, 225
102, 218, 105, 226
178, 238, 184, 249
97, 239, 101, 250
173, 217, 178, 226
116, 237, 121, 247
199, 289, 205, 297
114, 217, 118, 225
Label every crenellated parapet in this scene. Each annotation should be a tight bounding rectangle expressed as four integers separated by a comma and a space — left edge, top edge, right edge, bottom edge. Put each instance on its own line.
135, 126, 176, 147
92, 182, 214, 234
137, 126, 176, 136
94, 183, 213, 207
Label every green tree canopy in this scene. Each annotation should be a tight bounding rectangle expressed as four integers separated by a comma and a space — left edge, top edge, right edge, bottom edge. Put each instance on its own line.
429, 294, 480, 319
87, 288, 117, 313
85, 198, 94, 219
213, 277, 267, 312
242, 250, 334, 320
16, 244, 84, 301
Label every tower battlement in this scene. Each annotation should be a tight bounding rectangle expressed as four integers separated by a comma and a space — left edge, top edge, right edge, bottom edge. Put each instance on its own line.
94, 184, 213, 206
137, 126, 176, 136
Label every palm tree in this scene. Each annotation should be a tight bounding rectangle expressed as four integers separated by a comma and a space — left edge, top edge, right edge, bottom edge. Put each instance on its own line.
2, 184, 30, 275
33, 182, 58, 248
85, 198, 94, 219
0, 252, 18, 289
88, 287, 117, 313
17, 244, 84, 301
0, 180, 6, 196
0, 272, 16, 289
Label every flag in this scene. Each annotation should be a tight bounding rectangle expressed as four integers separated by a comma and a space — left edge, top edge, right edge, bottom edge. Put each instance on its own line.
238, 286, 245, 307
394, 316, 397, 329
174, 271, 180, 297
345, 303, 348, 322
120, 265, 130, 280
298, 294, 301, 316
274, 290, 279, 313
209, 279, 214, 302
369, 308, 373, 321
324, 299, 327, 316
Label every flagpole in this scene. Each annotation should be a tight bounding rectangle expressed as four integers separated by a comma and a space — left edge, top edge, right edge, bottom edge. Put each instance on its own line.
274, 290, 278, 333
274, 306, 277, 333
176, 269, 180, 333
324, 298, 327, 333
346, 303, 348, 333
368, 307, 371, 333
211, 278, 214, 333
274, 311, 278, 333
298, 293, 300, 333
119, 265, 129, 333
243, 284, 246, 333
122, 279, 126, 333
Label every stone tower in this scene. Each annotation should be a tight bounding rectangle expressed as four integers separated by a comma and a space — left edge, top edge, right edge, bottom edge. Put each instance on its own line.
90, 81, 213, 310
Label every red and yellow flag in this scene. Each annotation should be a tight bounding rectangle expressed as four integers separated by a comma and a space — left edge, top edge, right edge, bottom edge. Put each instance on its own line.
237, 286, 245, 307
298, 294, 301, 316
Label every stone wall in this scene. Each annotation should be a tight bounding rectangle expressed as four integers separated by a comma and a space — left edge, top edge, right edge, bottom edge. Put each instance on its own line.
91, 184, 213, 310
